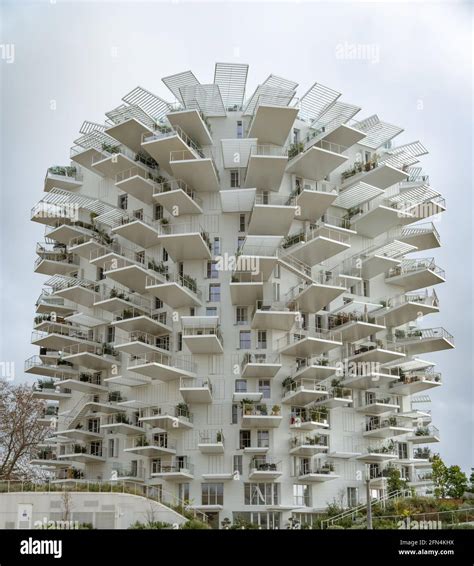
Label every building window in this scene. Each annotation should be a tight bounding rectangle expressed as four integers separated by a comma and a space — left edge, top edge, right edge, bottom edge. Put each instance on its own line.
347, 487, 358, 508
178, 483, 190, 502
201, 483, 224, 506
273, 283, 280, 302
118, 194, 128, 210
273, 263, 281, 279
293, 484, 311, 507
244, 483, 279, 506
258, 380, 271, 399
97, 267, 105, 281
106, 326, 115, 344
239, 330, 251, 349
239, 214, 246, 232
206, 307, 217, 317
209, 283, 221, 302
293, 129, 300, 145
177, 332, 182, 351
235, 379, 247, 393
363, 280, 370, 297
231, 404, 239, 424
162, 248, 168, 262
236, 307, 248, 325
239, 430, 251, 449
155, 297, 163, 309
398, 442, 408, 460
257, 331, 267, 350
257, 430, 269, 448
213, 237, 221, 255
236, 120, 243, 139
233, 455, 243, 475
207, 261, 219, 279
154, 204, 163, 221
230, 170, 240, 188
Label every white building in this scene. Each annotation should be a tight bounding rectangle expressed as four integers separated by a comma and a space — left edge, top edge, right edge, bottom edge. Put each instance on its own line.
27, 63, 453, 529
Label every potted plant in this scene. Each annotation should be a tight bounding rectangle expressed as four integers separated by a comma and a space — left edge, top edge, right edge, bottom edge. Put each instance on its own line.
271, 405, 281, 416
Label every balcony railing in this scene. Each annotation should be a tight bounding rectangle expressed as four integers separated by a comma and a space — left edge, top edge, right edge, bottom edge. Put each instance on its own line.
412, 425, 439, 439
290, 408, 329, 426
393, 327, 453, 344
281, 224, 350, 251
290, 434, 329, 449
240, 352, 280, 372
115, 165, 163, 186
153, 179, 203, 209
250, 144, 288, 157
151, 460, 194, 475
249, 457, 281, 473
62, 343, 119, 360
113, 306, 170, 328
288, 179, 335, 201
198, 430, 224, 445
298, 461, 335, 475
140, 405, 193, 423
143, 125, 202, 157
242, 403, 281, 417
180, 377, 213, 393
365, 417, 411, 432
127, 352, 196, 373
46, 165, 83, 183
31, 325, 100, 344
386, 258, 445, 280
95, 286, 151, 310
115, 330, 170, 350
392, 369, 442, 386
276, 327, 342, 350
348, 339, 404, 358
182, 325, 223, 344
328, 310, 377, 329
102, 413, 143, 428
254, 192, 296, 207
379, 290, 439, 310
283, 379, 327, 396
413, 447, 432, 460
126, 434, 176, 451
146, 272, 201, 300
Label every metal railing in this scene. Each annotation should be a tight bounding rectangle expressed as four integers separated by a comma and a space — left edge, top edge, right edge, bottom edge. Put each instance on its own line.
153, 179, 203, 208
364, 417, 412, 432
198, 430, 224, 445
250, 144, 288, 157
140, 405, 193, 424
143, 124, 202, 157
298, 461, 335, 476
113, 306, 171, 328
281, 224, 350, 251
283, 379, 327, 397
254, 192, 296, 207
240, 352, 280, 372
125, 434, 176, 451
146, 273, 201, 300
180, 377, 213, 392
289, 434, 329, 449
46, 165, 82, 182
151, 461, 195, 476
115, 165, 161, 186
62, 343, 119, 360
392, 369, 442, 386
127, 352, 196, 374
276, 327, 342, 351
386, 258, 445, 280
393, 327, 453, 344
412, 425, 440, 438
249, 457, 281, 473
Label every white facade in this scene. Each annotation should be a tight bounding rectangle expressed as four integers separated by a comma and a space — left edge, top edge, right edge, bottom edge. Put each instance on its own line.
28, 64, 453, 529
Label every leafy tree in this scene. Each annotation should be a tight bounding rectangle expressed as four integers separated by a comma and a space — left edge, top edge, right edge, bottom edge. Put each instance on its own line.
432, 455, 448, 498
468, 471, 474, 493
386, 467, 408, 493
446, 466, 468, 498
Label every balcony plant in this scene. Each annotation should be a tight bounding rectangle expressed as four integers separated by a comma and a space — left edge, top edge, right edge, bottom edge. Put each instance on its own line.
176, 402, 190, 418
136, 436, 149, 447
288, 142, 304, 160
240, 399, 254, 415
271, 405, 281, 416
216, 431, 223, 443
101, 142, 120, 154
256, 404, 268, 416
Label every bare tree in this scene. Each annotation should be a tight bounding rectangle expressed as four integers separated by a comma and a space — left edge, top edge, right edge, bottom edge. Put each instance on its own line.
0, 379, 48, 480
61, 489, 74, 522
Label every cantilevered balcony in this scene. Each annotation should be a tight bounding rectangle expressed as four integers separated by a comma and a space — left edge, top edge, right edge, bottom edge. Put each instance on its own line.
247, 193, 297, 237
56, 370, 106, 394
393, 327, 454, 355
355, 445, 399, 464
141, 125, 200, 174
281, 224, 350, 266
169, 147, 220, 192
31, 323, 99, 351
61, 343, 120, 370
31, 379, 72, 401
248, 457, 282, 481
153, 179, 203, 215
313, 385, 353, 409
290, 405, 330, 431
35, 290, 75, 316
292, 356, 338, 381
181, 316, 224, 354
145, 273, 202, 309
100, 413, 144, 436
139, 405, 193, 431
102, 254, 167, 294
93, 285, 150, 314
285, 276, 347, 315
347, 339, 405, 365
91, 145, 144, 178
112, 306, 172, 336
104, 106, 156, 154
297, 460, 339, 483
44, 166, 83, 193
241, 403, 282, 428
290, 180, 338, 222
251, 300, 299, 331
234, 241, 280, 281
277, 327, 342, 357
287, 139, 349, 181
57, 442, 105, 463
358, 240, 416, 280
34, 243, 79, 276
114, 331, 170, 357
349, 196, 415, 238
124, 434, 177, 457
109, 210, 160, 249
281, 379, 328, 406
179, 377, 213, 404
289, 433, 329, 456
390, 368, 442, 395
166, 108, 213, 146
67, 232, 110, 260
156, 222, 212, 262
38, 405, 59, 426
398, 222, 441, 252
247, 102, 299, 146
341, 368, 400, 390
328, 301, 385, 341
385, 258, 446, 292
230, 271, 264, 305
29, 449, 66, 469
151, 459, 194, 481
363, 417, 413, 439
240, 352, 282, 379
70, 140, 117, 173
127, 352, 196, 382
407, 425, 440, 444
373, 291, 439, 327
49, 276, 99, 308
340, 158, 408, 190
198, 430, 224, 454
115, 167, 157, 205
244, 145, 288, 191
356, 395, 400, 416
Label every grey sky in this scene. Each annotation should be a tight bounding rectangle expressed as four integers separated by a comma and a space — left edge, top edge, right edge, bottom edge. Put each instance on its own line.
1, 0, 472, 472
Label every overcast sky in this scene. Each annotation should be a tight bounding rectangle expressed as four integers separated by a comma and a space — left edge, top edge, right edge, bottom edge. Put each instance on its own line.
1, 0, 472, 472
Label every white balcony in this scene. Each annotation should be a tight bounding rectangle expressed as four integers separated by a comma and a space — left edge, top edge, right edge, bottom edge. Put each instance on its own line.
34, 249, 79, 277
139, 406, 193, 431
25, 355, 77, 379
232, 390, 264, 403
289, 434, 329, 456
61, 344, 120, 371
56, 372, 107, 394
179, 377, 213, 404
115, 167, 156, 205
356, 396, 400, 416
237, 236, 282, 280
169, 148, 220, 192
251, 300, 299, 331
328, 300, 385, 341
341, 161, 408, 190
297, 462, 339, 483
230, 272, 264, 305
70, 144, 107, 172
386, 258, 446, 292
399, 223, 441, 252
247, 193, 297, 237
112, 306, 171, 336
349, 198, 415, 238
166, 109, 213, 146
316, 123, 366, 149
68, 234, 109, 260
281, 225, 350, 266
141, 125, 201, 174
240, 352, 282, 378
93, 287, 150, 314
124, 434, 177, 457
51, 278, 99, 308
100, 414, 144, 436
103, 256, 166, 294
282, 379, 329, 406
31, 324, 99, 351
373, 291, 440, 327
287, 140, 348, 181
114, 331, 169, 357
292, 357, 338, 381
91, 146, 142, 178
292, 181, 338, 222
241, 404, 282, 428
363, 418, 413, 439
57, 445, 105, 463
181, 316, 224, 354
341, 370, 399, 390
35, 292, 75, 316
290, 408, 330, 431
197, 431, 224, 454
44, 166, 83, 192
247, 103, 298, 146
407, 426, 440, 444
55, 428, 102, 442
313, 386, 353, 409
390, 369, 442, 395
355, 448, 399, 464
347, 340, 405, 365
31, 382, 72, 401
153, 179, 203, 215
110, 212, 160, 249
145, 273, 202, 309
156, 222, 212, 262
244, 145, 288, 191
150, 461, 194, 481
127, 352, 196, 382
248, 458, 282, 481
277, 328, 342, 357
286, 277, 346, 314
105, 116, 155, 154
393, 327, 454, 356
